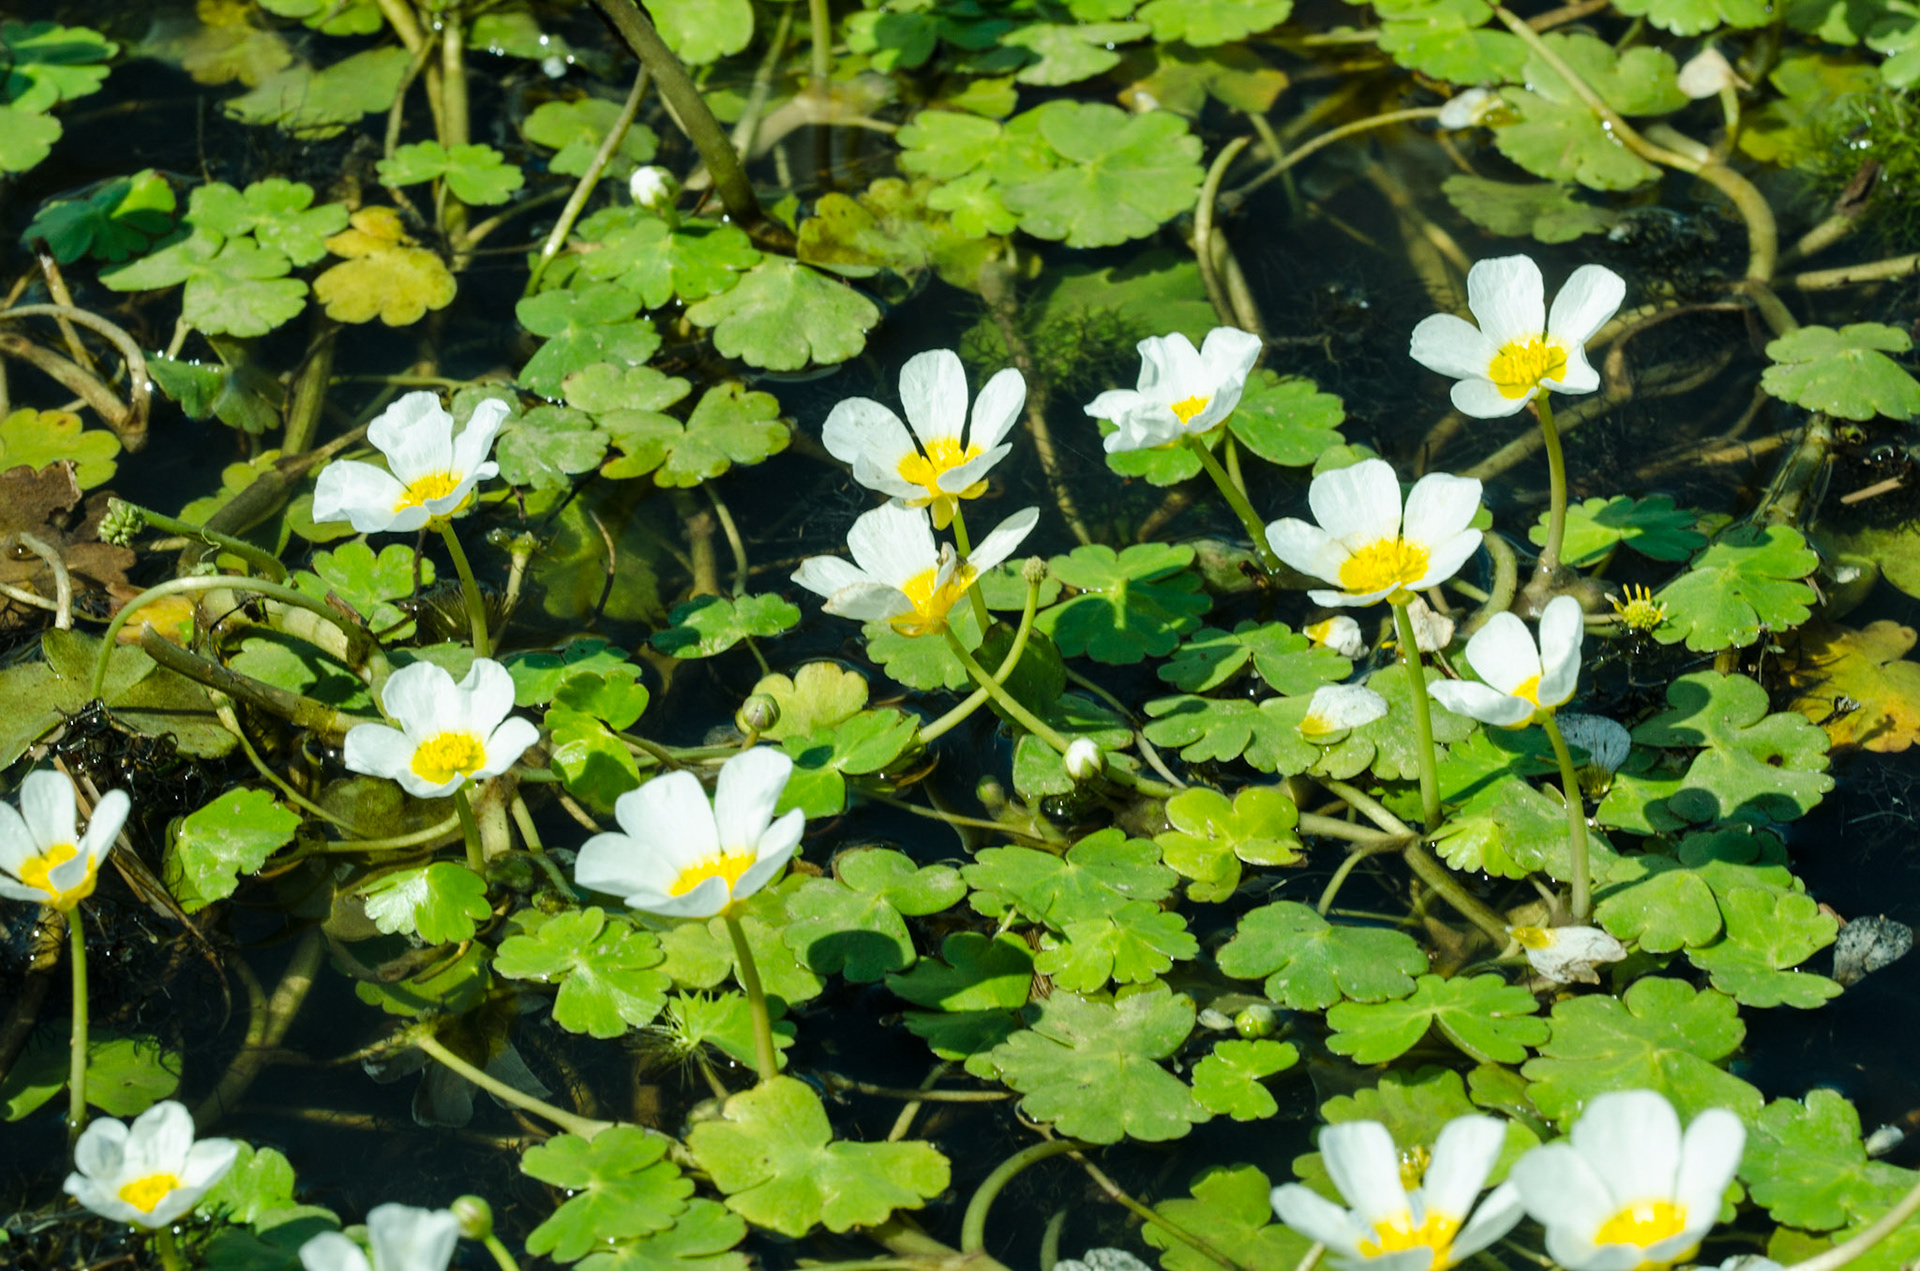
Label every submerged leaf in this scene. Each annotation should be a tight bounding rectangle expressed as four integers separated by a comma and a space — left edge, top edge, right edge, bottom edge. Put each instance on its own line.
313, 207, 457, 326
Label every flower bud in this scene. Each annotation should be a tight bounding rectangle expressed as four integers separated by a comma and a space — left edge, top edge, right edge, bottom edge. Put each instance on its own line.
735, 693, 779, 735
1064, 738, 1103, 783
1234, 1004, 1277, 1039
629, 165, 679, 211
1437, 87, 1496, 130
451, 1196, 493, 1240
976, 776, 1007, 813
98, 498, 146, 548
1022, 556, 1049, 586
1678, 47, 1745, 99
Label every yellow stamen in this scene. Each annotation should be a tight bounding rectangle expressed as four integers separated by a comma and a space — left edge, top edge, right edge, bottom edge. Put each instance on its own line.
897, 438, 983, 500
1358, 1211, 1462, 1270
1338, 538, 1431, 597
1398, 1144, 1432, 1193
1594, 1200, 1691, 1263
16, 842, 97, 911
1487, 338, 1568, 400
1609, 585, 1668, 633
410, 732, 488, 786
392, 470, 463, 514
118, 1173, 181, 1214
891, 562, 977, 637
1510, 925, 1555, 950
1510, 673, 1542, 706
669, 852, 759, 897
1169, 394, 1210, 425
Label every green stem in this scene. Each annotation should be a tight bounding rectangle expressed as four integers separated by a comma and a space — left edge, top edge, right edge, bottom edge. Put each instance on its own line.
436, 520, 490, 658
1316, 841, 1408, 916
1317, 780, 1415, 837
1402, 841, 1515, 947
1298, 812, 1401, 844
111, 501, 287, 581
706, 483, 751, 598
1534, 394, 1567, 576
413, 1032, 613, 1139
527, 65, 649, 295
153, 1226, 186, 1271
483, 1235, 523, 1271
919, 568, 1039, 744
67, 909, 87, 1146
1185, 435, 1283, 574
1540, 713, 1593, 921
806, 0, 832, 92
944, 629, 1073, 754
453, 786, 485, 872
947, 506, 994, 650
961, 1139, 1083, 1253
1390, 599, 1442, 832
723, 915, 780, 1082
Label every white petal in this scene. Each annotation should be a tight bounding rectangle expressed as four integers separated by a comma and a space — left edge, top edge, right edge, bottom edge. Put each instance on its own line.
574, 831, 676, 900
1303, 684, 1388, 732
78, 789, 130, 863
938, 442, 1011, 493
793, 555, 871, 600
1674, 1108, 1745, 1222
1464, 613, 1541, 696
823, 583, 916, 624
0, 801, 37, 874
1408, 530, 1482, 592
48, 850, 98, 895
969, 507, 1039, 573
372, 394, 454, 482
1423, 1115, 1505, 1222
126, 1100, 196, 1173
1104, 409, 1184, 454
1200, 326, 1264, 387
969, 367, 1026, 448
619, 769, 720, 867
1310, 585, 1395, 609
1429, 680, 1534, 728
846, 502, 936, 589
1451, 377, 1533, 419
1321, 1121, 1411, 1228
1271, 1185, 1367, 1255
300, 1231, 375, 1271
713, 748, 792, 853
480, 716, 540, 777
343, 724, 416, 784
1546, 344, 1602, 396
1547, 265, 1626, 350
1083, 388, 1145, 424
1560, 713, 1631, 772
1535, 595, 1585, 708
626, 875, 732, 919
0, 877, 48, 903
1573, 1090, 1682, 1208
899, 348, 968, 445
1454, 1182, 1526, 1260
369, 1203, 462, 1271
73, 1115, 129, 1182
1265, 519, 1348, 586
1438, 88, 1494, 129
379, 660, 455, 735
65, 1175, 148, 1228
181, 1136, 241, 1189
1310, 459, 1404, 545
1524, 926, 1627, 983
19, 769, 76, 850
1401, 474, 1483, 551
368, 391, 444, 450
457, 658, 519, 736
312, 461, 408, 533
1511, 1142, 1616, 1234
1410, 314, 1499, 383
823, 398, 920, 499
451, 402, 508, 480
1466, 255, 1546, 348
732, 816, 804, 901
421, 472, 485, 519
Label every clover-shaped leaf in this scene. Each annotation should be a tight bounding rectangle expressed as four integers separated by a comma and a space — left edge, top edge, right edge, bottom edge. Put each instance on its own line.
496, 908, 670, 1038
165, 789, 299, 912
1612, 0, 1770, 33
378, 141, 523, 205
1039, 542, 1209, 664
503, 640, 633, 707
228, 634, 369, 714
658, 991, 797, 1073
1595, 854, 1725, 952
2, 21, 115, 110
658, 888, 823, 1007
689, 1076, 949, 1236
573, 1199, 748, 1271
1216, 901, 1425, 1010
293, 540, 432, 640
1010, 690, 1135, 800
1495, 34, 1686, 190
996, 101, 1204, 248
517, 284, 661, 399
1191, 1038, 1299, 1121
1521, 976, 1763, 1125
0, 407, 119, 489
1654, 524, 1819, 652
1532, 495, 1705, 567
0, 104, 60, 174
312, 206, 456, 326
1147, 1165, 1311, 1271
1761, 323, 1920, 421
147, 355, 279, 436
1142, 695, 1315, 775
353, 941, 489, 1018
1157, 621, 1349, 695
1327, 974, 1547, 1065
1290, 1067, 1541, 1201
1686, 889, 1840, 1009
27, 170, 176, 264
523, 1128, 693, 1262
523, 98, 660, 179
225, 46, 411, 139
1788, 620, 1920, 753
1138, 0, 1293, 44
101, 230, 306, 338
258, 0, 382, 35
654, 383, 789, 486
685, 258, 878, 371
1741, 1091, 1915, 1232
360, 862, 492, 945
1439, 175, 1618, 244
989, 983, 1209, 1143
1155, 785, 1302, 902
889, 931, 1033, 1069
185, 177, 346, 266
777, 708, 922, 818
494, 405, 609, 490
964, 829, 1176, 926
859, 602, 985, 691
643, 0, 755, 65
547, 707, 643, 813
1370, 0, 1526, 82
1034, 900, 1198, 992
652, 594, 800, 659
1428, 733, 1610, 882
1226, 371, 1347, 466
752, 661, 867, 740
1352, 664, 1476, 781
578, 208, 761, 308
562, 363, 693, 479
1000, 22, 1149, 85
782, 849, 965, 982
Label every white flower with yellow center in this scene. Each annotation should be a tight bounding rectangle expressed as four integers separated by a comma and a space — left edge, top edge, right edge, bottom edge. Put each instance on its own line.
1509, 924, 1627, 985
1511, 1089, 1744, 1271
1272, 1114, 1524, 1271
311, 392, 508, 535
574, 747, 804, 919
1428, 595, 1583, 728
1409, 256, 1625, 419
344, 659, 539, 799
0, 769, 129, 912
64, 1100, 239, 1229
822, 349, 1025, 530
299, 1204, 461, 1271
1085, 326, 1265, 453
792, 501, 1038, 638
1264, 460, 1483, 608
1306, 616, 1367, 660
1300, 684, 1388, 740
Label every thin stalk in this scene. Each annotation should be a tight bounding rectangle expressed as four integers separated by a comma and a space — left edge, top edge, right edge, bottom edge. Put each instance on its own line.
807, 0, 832, 93
723, 915, 780, 1082
152, 1227, 186, 1271
960, 1139, 1083, 1253
1072, 1153, 1244, 1271
1390, 599, 1442, 831
948, 506, 993, 633
919, 569, 1039, 744
1533, 394, 1567, 576
1540, 713, 1592, 920
1789, 1171, 1920, 1271
67, 909, 87, 1146
215, 698, 359, 832
436, 521, 490, 658
483, 1235, 523, 1271
1195, 137, 1251, 326
454, 787, 486, 872
528, 65, 650, 295
1299, 813, 1403, 845
1318, 780, 1415, 838
1402, 842, 1515, 947
944, 628, 1073, 754
413, 1032, 613, 1139
110, 501, 286, 580
706, 482, 751, 597
13, 533, 70, 628
1317, 841, 1408, 916
1185, 435, 1282, 574
1227, 108, 1442, 205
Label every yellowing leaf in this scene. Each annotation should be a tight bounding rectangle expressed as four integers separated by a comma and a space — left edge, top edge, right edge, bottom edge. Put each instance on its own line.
313, 206, 456, 326
1788, 620, 1920, 753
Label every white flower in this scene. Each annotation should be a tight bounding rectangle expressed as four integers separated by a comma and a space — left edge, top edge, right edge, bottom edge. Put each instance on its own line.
1559, 713, 1631, 774
1677, 48, 1745, 98
792, 501, 1037, 637
64, 1100, 239, 1229
312, 392, 508, 534
0, 769, 129, 912
1085, 327, 1265, 453
1405, 595, 1455, 654
822, 348, 1025, 530
1264, 460, 1483, 608
299, 1204, 462, 1271
1409, 256, 1626, 418
1511, 1089, 1744, 1271
1272, 1114, 1524, 1271
1301, 684, 1388, 739
1510, 924, 1627, 985
344, 659, 539, 799
1437, 88, 1496, 129
1307, 616, 1367, 660
1427, 595, 1583, 727
1064, 738, 1104, 782
574, 747, 804, 919
628, 165, 678, 210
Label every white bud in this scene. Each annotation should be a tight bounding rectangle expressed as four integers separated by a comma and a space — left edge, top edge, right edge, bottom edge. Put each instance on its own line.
1678, 47, 1745, 99
1305, 615, 1366, 660
629, 165, 678, 210
1064, 738, 1104, 782
1437, 87, 1496, 130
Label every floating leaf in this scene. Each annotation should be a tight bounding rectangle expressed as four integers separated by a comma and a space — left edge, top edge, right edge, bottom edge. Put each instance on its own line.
1, 1032, 180, 1121
777, 709, 919, 817
1595, 854, 1725, 953
1216, 901, 1426, 1011
1532, 494, 1705, 566
996, 101, 1204, 248
1761, 323, 1920, 421
522, 98, 659, 179
1687, 889, 1841, 1009
312, 206, 457, 327
1154, 785, 1302, 901
147, 354, 280, 435
504, 639, 634, 706
782, 849, 966, 981
1191, 1038, 1299, 1120
495, 405, 608, 490
1146, 1165, 1310, 1271
1034, 900, 1198, 991
0, 104, 61, 174
360, 862, 492, 945
577, 207, 761, 308
654, 383, 790, 487
1327, 974, 1548, 1065
684, 258, 879, 371
562, 363, 692, 479
1117, 40, 1289, 116
377, 141, 525, 205
573, 1200, 748, 1271
643, 0, 755, 65
1137, 0, 1294, 44
495, 908, 670, 1038
1613, 0, 1770, 31
258, 0, 383, 36
651, 594, 800, 659
753, 661, 869, 741
2, 20, 116, 110
1495, 34, 1686, 190
516, 284, 661, 399
224, 46, 410, 139
1371, 0, 1526, 83
1227, 372, 1347, 467
293, 541, 433, 641
1296, 1067, 1540, 1194
26, 170, 177, 264
523, 1128, 694, 1262
1788, 620, 1920, 753
101, 230, 306, 338
1741, 1091, 1916, 1232
1440, 175, 1618, 244
1653, 524, 1819, 652
164, 789, 300, 912
1039, 542, 1209, 664
1000, 22, 1149, 85
964, 828, 1176, 926
0, 408, 119, 489
185, 178, 346, 266
1157, 620, 1348, 694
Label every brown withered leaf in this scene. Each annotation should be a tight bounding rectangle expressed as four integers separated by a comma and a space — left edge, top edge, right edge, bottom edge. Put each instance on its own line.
1788, 619, 1920, 753
0, 461, 134, 630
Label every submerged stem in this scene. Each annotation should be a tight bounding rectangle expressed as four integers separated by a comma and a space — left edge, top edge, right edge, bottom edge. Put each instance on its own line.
1390, 599, 1442, 831
414, 1032, 613, 1139
723, 914, 781, 1083
1540, 713, 1593, 921
1186, 435, 1283, 574
960, 1139, 1082, 1253
436, 520, 491, 659
67, 909, 87, 1147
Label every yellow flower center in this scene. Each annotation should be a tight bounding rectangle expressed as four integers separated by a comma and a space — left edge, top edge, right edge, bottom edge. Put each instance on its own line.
1510, 673, 1543, 706
890, 562, 978, 637
1487, 338, 1568, 400
393, 470, 463, 514
1300, 712, 1339, 739
1610, 585, 1669, 633
669, 851, 759, 897
1594, 1200, 1691, 1260
1169, 394, 1211, 425
1510, 925, 1555, 949
17, 842, 97, 911
410, 731, 488, 787
1338, 538, 1431, 597
897, 437, 982, 497
118, 1172, 181, 1214
1358, 1210, 1462, 1270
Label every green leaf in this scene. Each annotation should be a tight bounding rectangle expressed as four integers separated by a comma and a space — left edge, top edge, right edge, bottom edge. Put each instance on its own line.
658, 887, 823, 1007
147, 354, 280, 435
1531, 494, 1706, 566
684, 258, 879, 371
1154, 785, 1302, 902
898, 110, 1010, 180
1137, 0, 1293, 44
574, 1200, 749, 1271
258, 0, 382, 35
777, 709, 920, 817
1741, 1091, 1917, 1232
1353, 663, 1477, 781
657, 991, 796, 1072
1595, 854, 1725, 952
516, 284, 661, 399
547, 706, 643, 812
989, 983, 1209, 1143
860, 602, 986, 691
1191, 1038, 1299, 1120
1117, 40, 1289, 117
1740, 52, 1880, 166
1, 1031, 180, 1121
996, 102, 1204, 248
1761, 323, 1920, 421
1298, 1067, 1540, 1192
1439, 175, 1618, 244
184, 178, 346, 266
293, 540, 433, 641
1494, 34, 1686, 190
963, 828, 1176, 926
652, 594, 800, 658
354, 942, 490, 1017
165, 789, 300, 911
2, 21, 116, 110
1612, 0, 1772, 35
0, 407, 120, 489
0, 103, 61, 173
522, 98, 659, 178
782, 849, 966, 981
888, 932, 1034, 1011
1010, 689, 1133, 800
652, 383, 790, 486
1425, 729, 1615, 882
689, 1076, 949, 1236
496, 909, 669, 1038
1520, 976, 1763, 1126
1326, 974, 1548, 1065
1034, 900, 1198, 991
1227, 371, 1347, 466
752, 661, 868, 740
555, 668, 650, 730
578, 208, 761, 308
523, 1128, 694, 1262
1372, 0, 1526, 82
1038, 542, 1209, 664
1147, 1165, 1311, 1271
1217, 901, 1426, 1010
1653, 525, 1819, 652
643, 0, 755, 65
562, 362, 693, 478
195, 1143, 323, 1228
360, 862, 492, 945
26, 170, 177, 264
1157, 620, 1349, 693
101, 230, 306, 337
311, 206, 456, 326
1000, 22, 1149, 85
504, 640, 634, 707
224, 46, 411, 139
377, 141, 524, 205
496, 405, 609, 490
1687, 888, 1841, 1008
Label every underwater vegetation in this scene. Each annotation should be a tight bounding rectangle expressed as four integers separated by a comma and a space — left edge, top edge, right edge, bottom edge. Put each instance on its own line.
7, 0, 1920, 1269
